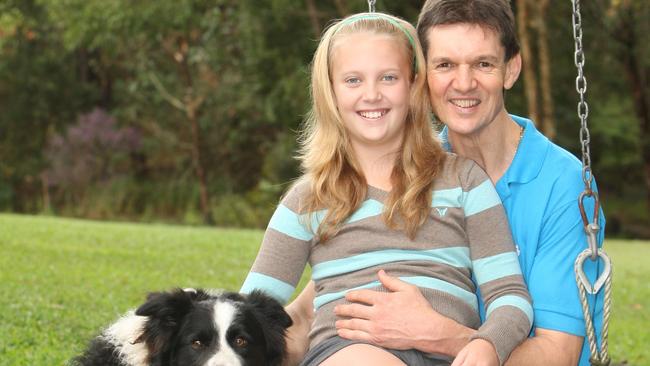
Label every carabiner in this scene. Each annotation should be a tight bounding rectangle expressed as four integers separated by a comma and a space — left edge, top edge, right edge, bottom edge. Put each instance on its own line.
579, 189, 600, 260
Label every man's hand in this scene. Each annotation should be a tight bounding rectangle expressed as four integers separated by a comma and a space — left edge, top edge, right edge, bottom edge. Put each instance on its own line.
334, 270, 474, 356
451, 339, 499, 366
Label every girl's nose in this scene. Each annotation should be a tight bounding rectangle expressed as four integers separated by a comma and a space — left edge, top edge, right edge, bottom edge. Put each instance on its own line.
362, 82, 383, 102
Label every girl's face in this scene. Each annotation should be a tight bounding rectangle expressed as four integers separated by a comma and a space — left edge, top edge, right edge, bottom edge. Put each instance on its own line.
331, 32, 411, 153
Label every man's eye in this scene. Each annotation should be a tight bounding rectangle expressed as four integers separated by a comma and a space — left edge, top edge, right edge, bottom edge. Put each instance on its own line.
435, 62, 451, 70
191, 340, 204, 350
234, 336, 248, 348
478, 61, 494, 69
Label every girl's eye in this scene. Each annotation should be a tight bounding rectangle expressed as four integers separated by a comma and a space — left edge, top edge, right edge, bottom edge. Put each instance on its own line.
345, 77, 361, 84
234, 336, 248, 348
191, 340, 204, 350
382, 75, 397, 82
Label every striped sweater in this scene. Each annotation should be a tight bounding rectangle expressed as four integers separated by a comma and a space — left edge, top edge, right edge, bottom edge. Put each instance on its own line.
241, 154, 533, 364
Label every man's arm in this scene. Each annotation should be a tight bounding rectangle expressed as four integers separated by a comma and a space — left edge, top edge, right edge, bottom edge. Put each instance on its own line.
283, 281, 315, 366
504, 328, 582, 366
335, 272, 582, 364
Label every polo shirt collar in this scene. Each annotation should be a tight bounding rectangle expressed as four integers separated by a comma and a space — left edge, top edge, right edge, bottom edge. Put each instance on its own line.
439, 115, 549, 198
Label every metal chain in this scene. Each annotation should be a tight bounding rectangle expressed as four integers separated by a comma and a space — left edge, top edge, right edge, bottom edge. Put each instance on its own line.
368, 0, 376, 12
572, 1, 613, 365
572, 0, 592, 189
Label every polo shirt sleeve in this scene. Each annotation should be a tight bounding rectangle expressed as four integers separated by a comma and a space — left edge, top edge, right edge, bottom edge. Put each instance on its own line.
527, 176, 606, 339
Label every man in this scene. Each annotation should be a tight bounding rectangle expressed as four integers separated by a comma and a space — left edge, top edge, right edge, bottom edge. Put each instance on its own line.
284, 1, 606, 365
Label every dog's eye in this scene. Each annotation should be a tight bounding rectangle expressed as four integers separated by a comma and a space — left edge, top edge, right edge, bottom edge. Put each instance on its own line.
234, 336, 248, 348
191, 340, 204, 350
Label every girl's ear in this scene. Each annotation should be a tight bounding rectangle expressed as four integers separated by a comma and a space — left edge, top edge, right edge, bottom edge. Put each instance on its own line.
504, 53, 522, 90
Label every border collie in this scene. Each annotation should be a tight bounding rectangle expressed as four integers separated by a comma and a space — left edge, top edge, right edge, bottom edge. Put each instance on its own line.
72, 288, 292, 366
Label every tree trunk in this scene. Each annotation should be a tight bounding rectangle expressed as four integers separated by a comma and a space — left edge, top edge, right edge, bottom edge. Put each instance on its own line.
536, 0, 556, 139
333, 0, 349, 17
305, 0, 322, 39
186, 103, 213, 225
516, 0, 540, 126
612, 3, 650, 211
166, 35, 213, 224
622, 41, 650, 212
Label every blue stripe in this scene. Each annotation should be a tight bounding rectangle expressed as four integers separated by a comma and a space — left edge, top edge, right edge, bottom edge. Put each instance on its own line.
312, 247, 471, 280
313, 276, 477, 311
463, 180, 501, 216
486, 295, 534, 326
431, 187, 463, 207
240, 272, 295, 304
346, 199, 383, 223
472, 252, 522, 285
267, 204, 313, 241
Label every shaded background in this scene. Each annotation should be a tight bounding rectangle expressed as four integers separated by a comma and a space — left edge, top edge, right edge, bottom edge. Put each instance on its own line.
0, 0, 647, 237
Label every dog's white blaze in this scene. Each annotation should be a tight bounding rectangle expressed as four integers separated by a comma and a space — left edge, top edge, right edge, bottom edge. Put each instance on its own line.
207, 300, 244, 366
103, 311, 149, 366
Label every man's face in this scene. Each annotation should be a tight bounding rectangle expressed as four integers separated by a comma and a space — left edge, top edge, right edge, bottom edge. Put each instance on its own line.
425, 23, 520, 136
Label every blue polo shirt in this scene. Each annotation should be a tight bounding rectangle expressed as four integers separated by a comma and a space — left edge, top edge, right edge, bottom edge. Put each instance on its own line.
441, 115, 606, 366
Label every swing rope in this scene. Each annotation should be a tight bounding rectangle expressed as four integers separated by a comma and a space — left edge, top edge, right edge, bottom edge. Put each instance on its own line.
571, 1, 613, 365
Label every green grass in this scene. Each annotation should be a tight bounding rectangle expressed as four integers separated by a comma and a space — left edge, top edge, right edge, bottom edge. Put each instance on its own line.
0, 214, 648, 365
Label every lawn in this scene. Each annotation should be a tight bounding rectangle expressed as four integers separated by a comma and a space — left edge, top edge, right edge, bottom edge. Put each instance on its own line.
0, 214, 648, 365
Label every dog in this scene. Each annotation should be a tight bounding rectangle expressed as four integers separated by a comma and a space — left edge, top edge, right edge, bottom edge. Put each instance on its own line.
72, 288, 293, 366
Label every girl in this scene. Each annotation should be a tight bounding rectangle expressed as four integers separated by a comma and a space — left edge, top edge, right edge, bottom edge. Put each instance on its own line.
241, 13, 532, 366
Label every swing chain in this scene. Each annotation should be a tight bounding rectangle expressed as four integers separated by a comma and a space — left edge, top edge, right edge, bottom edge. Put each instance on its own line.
572, 0, 601, 260
367, 0, 376, 13
572, 0, 592, 189
572, 1, 613, 365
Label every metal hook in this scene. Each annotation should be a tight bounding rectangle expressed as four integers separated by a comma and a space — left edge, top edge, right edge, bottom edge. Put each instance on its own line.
368, 0, 376, 12
578, 189, 600, 260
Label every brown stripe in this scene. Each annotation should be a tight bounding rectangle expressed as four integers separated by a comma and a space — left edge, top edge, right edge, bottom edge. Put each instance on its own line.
479, 275, 531, 305
250, 228, 310, 286
474, 306, 531, 364
466, 205, 515, 260
314, 261, 474, 296
312, 214, 469, 264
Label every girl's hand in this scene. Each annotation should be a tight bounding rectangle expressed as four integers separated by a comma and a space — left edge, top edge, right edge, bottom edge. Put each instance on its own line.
451, 339, 499, 366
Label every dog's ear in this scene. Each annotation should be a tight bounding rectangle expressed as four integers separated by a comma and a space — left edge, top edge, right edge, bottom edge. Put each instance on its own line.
135, 289, 195, 323
246, 290, 293, 365
134, 289, 198, 361
247, 290, 293, 329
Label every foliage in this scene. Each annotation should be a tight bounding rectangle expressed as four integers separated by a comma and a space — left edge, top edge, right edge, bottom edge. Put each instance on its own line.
44, 108, 140, 194
0, 214, 645, 365
0, 0, 647, 233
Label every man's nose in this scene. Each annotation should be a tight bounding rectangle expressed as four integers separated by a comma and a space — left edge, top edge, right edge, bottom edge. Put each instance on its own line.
453, 66, 477, 92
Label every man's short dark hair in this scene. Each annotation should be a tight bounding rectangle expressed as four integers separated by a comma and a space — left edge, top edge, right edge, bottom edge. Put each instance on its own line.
416, 0, 520, 62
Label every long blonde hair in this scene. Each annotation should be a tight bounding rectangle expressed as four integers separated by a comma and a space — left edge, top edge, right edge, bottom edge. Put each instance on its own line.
298, 12, 446, 242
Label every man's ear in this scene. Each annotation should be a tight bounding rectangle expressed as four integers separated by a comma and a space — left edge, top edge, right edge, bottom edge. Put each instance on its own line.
504, 52, 522, 90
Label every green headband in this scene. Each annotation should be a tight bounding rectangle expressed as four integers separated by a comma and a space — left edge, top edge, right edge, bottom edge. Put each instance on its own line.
335, 13, 418, 69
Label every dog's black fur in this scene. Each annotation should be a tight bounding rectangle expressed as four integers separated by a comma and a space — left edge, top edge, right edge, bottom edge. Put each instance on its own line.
72, 289, 292, 366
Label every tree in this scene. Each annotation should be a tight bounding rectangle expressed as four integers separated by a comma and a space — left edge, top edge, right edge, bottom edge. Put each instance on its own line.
515, 0, 556, 139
